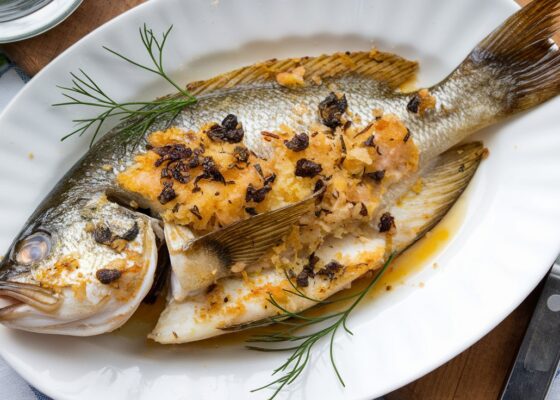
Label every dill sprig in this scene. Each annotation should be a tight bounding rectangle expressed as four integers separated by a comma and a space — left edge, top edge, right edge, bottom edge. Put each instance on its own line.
54, 24, 197, 146
248, 253, 395, 400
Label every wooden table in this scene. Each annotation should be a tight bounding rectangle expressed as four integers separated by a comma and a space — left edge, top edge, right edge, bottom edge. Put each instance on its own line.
0, 0, 552, 398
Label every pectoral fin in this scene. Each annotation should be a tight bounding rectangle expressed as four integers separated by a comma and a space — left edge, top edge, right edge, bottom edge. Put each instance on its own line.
165, 190, 321, 300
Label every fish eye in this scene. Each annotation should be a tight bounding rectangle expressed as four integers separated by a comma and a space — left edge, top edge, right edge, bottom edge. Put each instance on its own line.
13, 232, 52, 265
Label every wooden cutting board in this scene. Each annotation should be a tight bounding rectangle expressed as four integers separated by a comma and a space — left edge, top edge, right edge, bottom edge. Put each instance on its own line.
0, 0, 551, 398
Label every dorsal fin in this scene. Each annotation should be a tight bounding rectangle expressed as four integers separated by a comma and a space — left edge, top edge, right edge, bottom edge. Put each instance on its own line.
186, 51, 418, 95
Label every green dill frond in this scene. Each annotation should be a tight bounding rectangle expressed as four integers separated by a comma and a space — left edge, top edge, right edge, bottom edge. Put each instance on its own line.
249, 253, 395, 400
54, 24, 197, 147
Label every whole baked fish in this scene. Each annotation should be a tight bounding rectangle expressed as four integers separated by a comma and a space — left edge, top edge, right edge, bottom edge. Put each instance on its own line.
0, 0, 558, 338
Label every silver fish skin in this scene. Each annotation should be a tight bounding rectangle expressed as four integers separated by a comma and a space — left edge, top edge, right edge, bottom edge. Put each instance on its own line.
0, 0, 559, 336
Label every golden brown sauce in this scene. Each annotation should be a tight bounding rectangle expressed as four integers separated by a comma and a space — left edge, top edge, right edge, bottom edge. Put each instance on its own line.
369, 196, 465, 298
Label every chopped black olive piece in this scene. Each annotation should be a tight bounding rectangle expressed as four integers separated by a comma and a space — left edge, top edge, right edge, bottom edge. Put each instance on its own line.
295, 158, 322, 178
364, 135, 375, 147
253, 163, 264, 179
171, 162, 191, 184
261, 131, 280, 140
314, 179, 325, 193
407, 94, 421, 113
316, 260, 342, 280
319, 92, 348, 129
96, 268, 122, 284
161, 160, 190, 184
187, 155, 200, 169
206, 114, 244, 143
194, 156, 226, 189
263, 173, 276, 186
296, 271, 311, 287
93, 226, 112, 245
233, 146, 249, 163
359, 203, 368, 216
366, 170, 385, 183
296, 253, 319, 287
378, 212, 396, 233
245, 207, 258, 216
206, 124, 225, 141
284, 133, 309, 152
221, 114, 238, 131
404, 129, 411, 143
190, 205, 203, 220
153, 144, 192, 167
246, 184, 272, 203
340, 135, 347, 154
158, 181, 177, 204
120, 222, 139, 242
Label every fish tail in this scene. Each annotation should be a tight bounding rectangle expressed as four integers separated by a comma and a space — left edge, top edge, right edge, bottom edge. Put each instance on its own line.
470, 0, 560, 113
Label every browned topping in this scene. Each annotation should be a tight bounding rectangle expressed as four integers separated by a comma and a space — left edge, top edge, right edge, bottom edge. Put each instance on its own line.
92, 222, 138, 252
363, 135, 376, 147
407, 89, 436, 115
96, 268, 122, 284
246, 183, 272, 203
193, 156, 226, 190
224, 296, 229, 303
206, 283, 217, 294
120, 222, 139, 242
366, 170, 385, 183
284, 133, 309, 152
153, 144, 192, 167
233, 146, 249, 163
296, 253, 319, 287
206, 114, 244, 143
295, 158, 322, 178
190, 205, 203, 220
458, 164, 465, 173
245, 207, 258, 216
319, 92, 348, 129
161, 160, 190, 184
263, 173, 276, 186
354, 123, 373, 138
158, 181, 177, 204
93, 226, 113, 245
407, 95, 421, 113
359, 202, 368, 216
261, 131, 280, 140
316, 260, 342, 279
187, 154, 200, 169
403, 129, 411, 143
378, 212, 396, 233
253, 163, 264, 179
314, 179, 325, 193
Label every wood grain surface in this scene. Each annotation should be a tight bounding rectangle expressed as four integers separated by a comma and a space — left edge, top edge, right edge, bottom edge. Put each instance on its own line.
0, 1, 555, 399
1, 0, 144, 76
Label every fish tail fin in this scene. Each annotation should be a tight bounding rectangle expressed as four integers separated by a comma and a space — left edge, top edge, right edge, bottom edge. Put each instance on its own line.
470, 0, 560, 112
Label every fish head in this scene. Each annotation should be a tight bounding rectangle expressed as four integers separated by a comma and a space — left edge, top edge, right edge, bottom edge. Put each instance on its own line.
0, 193, 160, 335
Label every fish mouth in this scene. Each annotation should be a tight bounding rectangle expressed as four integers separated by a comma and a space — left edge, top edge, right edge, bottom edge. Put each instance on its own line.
0, 281, 61, 316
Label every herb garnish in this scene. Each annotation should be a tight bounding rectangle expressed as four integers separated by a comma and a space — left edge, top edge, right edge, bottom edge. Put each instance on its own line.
54, 24, 197, 146
247, 253, 395, 400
